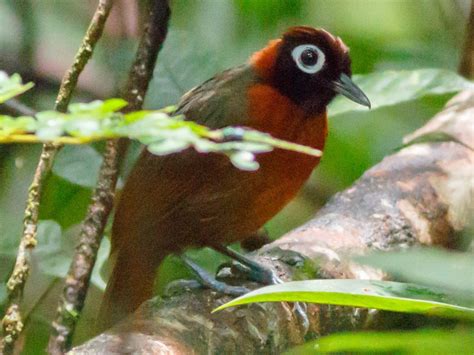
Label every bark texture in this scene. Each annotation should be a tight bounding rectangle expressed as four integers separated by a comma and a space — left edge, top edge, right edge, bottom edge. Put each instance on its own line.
69, 90, 474, 354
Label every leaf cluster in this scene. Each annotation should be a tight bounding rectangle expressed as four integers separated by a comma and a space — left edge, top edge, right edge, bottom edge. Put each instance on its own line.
0, 71, 322, 171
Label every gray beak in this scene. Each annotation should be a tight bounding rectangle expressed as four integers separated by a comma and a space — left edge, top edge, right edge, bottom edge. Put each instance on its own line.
332, 73, 371, 108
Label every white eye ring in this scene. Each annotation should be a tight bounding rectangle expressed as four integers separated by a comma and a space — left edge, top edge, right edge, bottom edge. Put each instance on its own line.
291, 44, 325, 74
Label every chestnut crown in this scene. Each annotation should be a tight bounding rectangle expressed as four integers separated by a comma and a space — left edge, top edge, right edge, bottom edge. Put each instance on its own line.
268, 26, 370, 114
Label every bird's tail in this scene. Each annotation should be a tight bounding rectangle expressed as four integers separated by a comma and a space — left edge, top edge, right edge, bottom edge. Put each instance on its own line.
97, 248, 162, 332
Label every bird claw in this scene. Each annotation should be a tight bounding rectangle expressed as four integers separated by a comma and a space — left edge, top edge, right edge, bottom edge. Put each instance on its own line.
293, 302, 310, 334
213, 246, 310, 334
244, 266, 310, 333
180, 254, 250, 296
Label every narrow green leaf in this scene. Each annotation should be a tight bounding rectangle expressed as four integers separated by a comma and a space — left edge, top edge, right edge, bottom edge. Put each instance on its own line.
98, 98, 128, 113
288, 329, 474, 354
243, 131, 322, 157
329, 69, 474, 116
355, 249, 474, 301
0, 71, 34, 103
0, 115, 37, 135
68, 98, 127, 115
148, 139, 191, 155
213, 279, 474, 320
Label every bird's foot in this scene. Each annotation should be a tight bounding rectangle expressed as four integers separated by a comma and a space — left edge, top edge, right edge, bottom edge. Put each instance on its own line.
180, 254, 249, 296
214, 245, 310, 333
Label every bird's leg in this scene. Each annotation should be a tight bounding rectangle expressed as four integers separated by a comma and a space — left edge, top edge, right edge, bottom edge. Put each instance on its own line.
213, 245, 310, 332
179, 254, 249, 296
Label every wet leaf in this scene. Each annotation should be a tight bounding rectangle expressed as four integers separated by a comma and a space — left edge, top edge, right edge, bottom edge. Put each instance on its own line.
288, 329, 474, 354
330, 69, 474, 116
214, 279, 474, 320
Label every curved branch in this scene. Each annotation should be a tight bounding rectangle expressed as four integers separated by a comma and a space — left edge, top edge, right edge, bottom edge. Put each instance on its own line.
70, 90, 474, 354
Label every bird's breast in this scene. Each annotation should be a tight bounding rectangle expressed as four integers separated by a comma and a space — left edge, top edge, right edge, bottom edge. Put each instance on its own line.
246, 83, 327, 176
222, 83, 329, 235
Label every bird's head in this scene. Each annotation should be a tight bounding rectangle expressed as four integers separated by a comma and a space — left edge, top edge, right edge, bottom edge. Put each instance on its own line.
251, 26, 370, 114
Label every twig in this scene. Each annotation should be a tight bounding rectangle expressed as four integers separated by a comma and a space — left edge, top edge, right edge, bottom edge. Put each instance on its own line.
458, 1, 473, 79
120, 0, 171, 111
1, 1, 114, 353
0, 99, 37, 117
48, 139, 121, 355
48, 1, 171, 353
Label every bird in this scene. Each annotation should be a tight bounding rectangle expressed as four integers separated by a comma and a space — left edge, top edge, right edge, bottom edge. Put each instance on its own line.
98, 26, 370, 330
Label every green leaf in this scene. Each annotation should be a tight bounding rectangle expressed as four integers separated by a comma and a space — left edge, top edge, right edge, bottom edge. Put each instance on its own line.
35, 110, 67, 140
213, 279, 474, 320
242, 130, 322, 157
0, 71, 34, 103
288, 329, 474, 354
64, 119, 102, 137
35, 220, 68, 277
52, 145, 102, 187
0, 115, 37, 135
329, 69, 474, 116
68, 98, 127, 115
229, 151, 259, 171
355, 249, 474, 302
35, 221, 104, 291
91, 237, 110, 291
147, 139, 191, 155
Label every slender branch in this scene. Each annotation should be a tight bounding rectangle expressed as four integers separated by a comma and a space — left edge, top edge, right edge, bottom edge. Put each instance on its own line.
458, 0, 474, 79
1, 1, 114, 353
54, 1, 114, 112
121, 0, 171, 111
48, 1, 171, 353
0, 99, 37, 117
48, 139, 122, 355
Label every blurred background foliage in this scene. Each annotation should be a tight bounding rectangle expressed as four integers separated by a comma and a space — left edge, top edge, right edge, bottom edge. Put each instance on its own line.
0, 0, 471, 352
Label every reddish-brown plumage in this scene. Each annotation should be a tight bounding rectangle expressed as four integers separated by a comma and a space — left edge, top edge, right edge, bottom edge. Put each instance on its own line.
250, 39, 282, 79
99, 26, 368, 331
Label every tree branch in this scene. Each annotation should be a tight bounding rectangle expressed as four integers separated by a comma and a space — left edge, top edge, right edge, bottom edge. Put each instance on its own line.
458, 1, 473, 79
70, 90, 474, 354
48, 1, 171, 353
1, 1, 114, 353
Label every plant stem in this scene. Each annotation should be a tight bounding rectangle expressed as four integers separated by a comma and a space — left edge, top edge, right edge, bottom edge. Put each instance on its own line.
458, 1, 473, 79
48, 0, 171, 353
1, 1, 114, 353
0, 99, 37, 117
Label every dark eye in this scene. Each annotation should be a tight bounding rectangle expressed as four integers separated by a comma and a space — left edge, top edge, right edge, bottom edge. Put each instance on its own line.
300, 48, 318, 66
291, 44, 325, 74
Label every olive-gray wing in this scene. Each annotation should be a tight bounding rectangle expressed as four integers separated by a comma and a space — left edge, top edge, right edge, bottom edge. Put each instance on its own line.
176, 64, 257, 129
